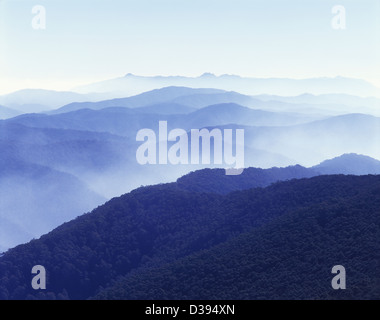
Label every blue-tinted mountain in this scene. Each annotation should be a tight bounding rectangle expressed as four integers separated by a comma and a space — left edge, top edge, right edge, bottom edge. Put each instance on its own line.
9, 103, 323, 139
5, 109, 380, 180
51, 85, 380, 119
2, 93, 380, 255
73, 73, 380, 97
0, 105, 20, 120
313, 153, 380, 175
96, 176, 380, 300
0, 122, 134, 193
256, 93, 380, 110
0, 121, 139, 191
5, 109, 380, 195
171, 91, 257, 109
0, 89, 112, 113
3, 108, 379, 252
0, 174, 378, 300
174, 165, 318, 194
0, 121, 120, 144
185, 103, 320, 127
52, 87, 225, 114
168, 154, 380, 194
243, 114, 380, 166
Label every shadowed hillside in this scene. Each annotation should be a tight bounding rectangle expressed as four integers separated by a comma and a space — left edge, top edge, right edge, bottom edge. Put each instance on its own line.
0, 175, 378, 300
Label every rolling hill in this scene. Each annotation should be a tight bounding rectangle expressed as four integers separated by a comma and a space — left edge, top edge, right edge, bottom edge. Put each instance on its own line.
313, 153, 380, 175
8, 103, 324, 138
96, 177, 380, 300
185, 103, 321, 127
53, 86, 378, 117
171, 153, 380, 194
243, 113, 380, 166
0, 174, 378, 300
52, 87, 225, 114
0, 89, 112, 113
0, 105, 20, 120
1, 85, 379, 256
256, 93, 380, 110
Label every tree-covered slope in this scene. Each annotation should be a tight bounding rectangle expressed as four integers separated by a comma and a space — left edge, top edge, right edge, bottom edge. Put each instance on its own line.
175, 165, 318, 194
0, 175, 378, 300
97, 179, 380, 300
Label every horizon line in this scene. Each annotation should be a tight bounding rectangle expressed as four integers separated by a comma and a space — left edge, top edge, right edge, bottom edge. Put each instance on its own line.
1, 73, 379, 97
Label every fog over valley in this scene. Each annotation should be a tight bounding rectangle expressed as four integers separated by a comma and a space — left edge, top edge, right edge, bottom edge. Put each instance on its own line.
0, 78, 379, 252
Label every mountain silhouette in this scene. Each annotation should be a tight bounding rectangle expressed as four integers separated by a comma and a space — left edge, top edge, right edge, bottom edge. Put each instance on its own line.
313, 153, 380, 175
0, 105, 20, 119
73, 74, 380, 97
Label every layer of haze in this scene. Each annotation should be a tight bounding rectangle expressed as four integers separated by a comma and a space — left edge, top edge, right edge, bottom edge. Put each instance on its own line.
0, 0, 379, 94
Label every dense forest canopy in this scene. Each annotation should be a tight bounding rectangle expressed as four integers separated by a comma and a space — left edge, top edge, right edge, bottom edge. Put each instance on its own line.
0, 174, 379, 300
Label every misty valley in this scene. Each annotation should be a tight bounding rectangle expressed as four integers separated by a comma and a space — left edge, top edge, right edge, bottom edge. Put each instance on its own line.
0, 77, 379, 300
1, 0, 380, 303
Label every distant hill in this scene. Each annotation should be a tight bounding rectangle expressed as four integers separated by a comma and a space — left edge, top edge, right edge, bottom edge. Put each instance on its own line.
0, 121, 121, 145
256, 93, 380, 110
54, 85, 380, 117
4, 104, 380, 188
171, 91, 256, 109
73, 73, 380, 97
175, 165, 318, 194
0, 105, 20, 119
9, 103, 324, 138
242, 113, 380, 166
0, 175, 378, 300
0, 89, 111, 113
313, 153, 380, 175
52, 87, 225, 114
2, 92, 380, 256
0, 121, 139, 196
185, 103, 320, 127
1, 118, 378, 253
173, 154, 380, 194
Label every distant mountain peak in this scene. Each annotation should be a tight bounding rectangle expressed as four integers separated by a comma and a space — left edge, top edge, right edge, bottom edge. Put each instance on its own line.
313, 153, 380, 175
317, 153, 380, 164
199, 72, 217, 78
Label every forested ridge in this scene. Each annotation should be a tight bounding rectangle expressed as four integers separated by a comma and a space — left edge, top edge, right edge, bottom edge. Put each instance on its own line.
0, 174, 379, 300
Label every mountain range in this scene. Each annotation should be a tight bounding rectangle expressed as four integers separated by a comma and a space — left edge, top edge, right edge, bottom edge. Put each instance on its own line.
0, 84, 379, 274
6, 99, 380, 167
0, 151, 379, 253
73, 73, 380, 98
0, 86, 379, 253
9, 103, 325, 135
0, 63, 379, 303
1, 85, 379, 120
0, 89, 116, 116
51, 86, 380, 117
313, 153, 380, 175
0, 105, 20, 119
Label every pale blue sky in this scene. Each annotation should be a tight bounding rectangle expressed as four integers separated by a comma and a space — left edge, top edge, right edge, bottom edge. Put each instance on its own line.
0, 0, 379, 94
